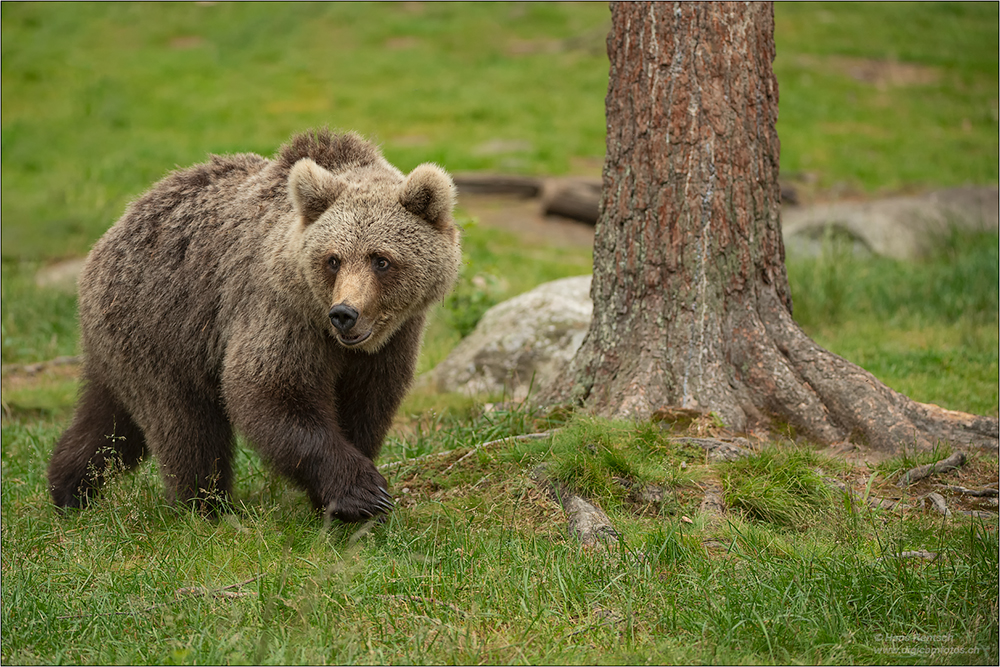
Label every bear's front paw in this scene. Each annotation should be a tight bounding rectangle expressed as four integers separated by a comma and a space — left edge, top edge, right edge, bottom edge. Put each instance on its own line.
324, 467, 394, 523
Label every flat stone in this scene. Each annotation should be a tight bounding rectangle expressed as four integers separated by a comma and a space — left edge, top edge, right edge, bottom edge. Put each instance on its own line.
782, 186, 998, 260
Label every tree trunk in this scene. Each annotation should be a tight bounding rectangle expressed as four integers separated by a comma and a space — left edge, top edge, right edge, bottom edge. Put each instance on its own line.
542, 2, 998, 455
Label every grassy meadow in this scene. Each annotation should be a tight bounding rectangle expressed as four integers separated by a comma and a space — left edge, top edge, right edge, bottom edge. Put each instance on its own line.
2, 2, 998, 665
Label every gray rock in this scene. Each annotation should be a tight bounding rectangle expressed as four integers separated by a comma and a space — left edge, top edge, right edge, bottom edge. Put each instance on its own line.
782, 186, 998, 260
425, 275, 592, 401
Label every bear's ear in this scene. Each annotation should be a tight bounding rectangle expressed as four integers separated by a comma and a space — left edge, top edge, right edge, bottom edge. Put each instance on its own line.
289, 158, 346, 226
398, 163, 456, 228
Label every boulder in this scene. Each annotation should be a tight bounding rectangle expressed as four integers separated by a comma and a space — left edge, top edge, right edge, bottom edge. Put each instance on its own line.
425, 275, 592, 401
782, 186, 998, 260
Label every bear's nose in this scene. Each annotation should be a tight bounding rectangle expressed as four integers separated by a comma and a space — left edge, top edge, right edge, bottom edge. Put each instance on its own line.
328, 304, 359, 333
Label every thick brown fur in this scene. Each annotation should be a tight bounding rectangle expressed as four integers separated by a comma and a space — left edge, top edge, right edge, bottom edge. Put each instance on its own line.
48, 129, 461, 522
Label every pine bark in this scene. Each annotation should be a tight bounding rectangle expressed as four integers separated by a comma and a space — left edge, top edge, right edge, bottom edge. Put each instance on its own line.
543, 2, 998, 455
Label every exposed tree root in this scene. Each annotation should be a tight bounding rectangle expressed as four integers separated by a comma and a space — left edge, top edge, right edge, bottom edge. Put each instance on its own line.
937, 484, 999, 498
748, 286, 999, 456
547, 283, 999, 459
897, 451, 967, 487
923, 492, 952, 517
672, 437, 751, 462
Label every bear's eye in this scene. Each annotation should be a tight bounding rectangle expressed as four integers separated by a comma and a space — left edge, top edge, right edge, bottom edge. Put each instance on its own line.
373, 256, 391, 272
327, 256, 341, 273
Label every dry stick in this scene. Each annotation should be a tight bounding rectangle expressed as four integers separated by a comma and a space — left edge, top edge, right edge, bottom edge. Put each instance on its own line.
897, 451, 967, 487
565, 617, 626, 638
875, 550, 939, 563
374, 594, 466, 616
56, 575, 262, 620
698, 482, 726, 522
378, 432, 552, 473
924, 492, 951, 517
531, 465, 620, 547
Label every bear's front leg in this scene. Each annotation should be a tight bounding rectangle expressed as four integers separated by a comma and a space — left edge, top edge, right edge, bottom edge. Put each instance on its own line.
222, 346, 393, 522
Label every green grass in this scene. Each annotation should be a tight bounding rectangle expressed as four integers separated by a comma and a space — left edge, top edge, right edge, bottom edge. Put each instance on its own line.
2, 1, 995, 406
2, 2, 997, 261
774, 2, 999, 193
3, 412, 997, 664
2, 2, 611, 261
2, 4, 997, 664
786, 230, 999, 415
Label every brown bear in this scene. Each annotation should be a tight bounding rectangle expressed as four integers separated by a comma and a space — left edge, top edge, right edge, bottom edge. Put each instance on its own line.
47, 129, 461, 522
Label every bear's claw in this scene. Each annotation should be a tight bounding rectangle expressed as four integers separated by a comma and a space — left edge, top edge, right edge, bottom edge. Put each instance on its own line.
325, 483, 394, 523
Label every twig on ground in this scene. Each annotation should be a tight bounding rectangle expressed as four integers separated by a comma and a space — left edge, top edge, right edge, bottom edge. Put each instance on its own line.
175, 575, 263, 599
379, 431, 552, 473
374, 594, 466, 616
897, 451, 966, 487
56, 575, 262, 620
875, 549, 939, 563
565, 616, 626, 638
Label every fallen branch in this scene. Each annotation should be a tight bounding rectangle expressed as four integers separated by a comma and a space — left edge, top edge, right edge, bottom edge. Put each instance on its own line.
564, 616, 626, 638
531, 464, 620, 547
452, 173, 542, 198
374, 594, 465, 616
897, 451, 966, 487
698, 482, 726, 523
541, 178, 602, 224
56, 575, 262, 620
875, 550, 939, 563
923, 492, 951, 517
175, 576, 262, 599
379, 432, 552, 473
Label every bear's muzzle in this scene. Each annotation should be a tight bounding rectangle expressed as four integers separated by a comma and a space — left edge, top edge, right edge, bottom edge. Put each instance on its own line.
329, 304, 372, 346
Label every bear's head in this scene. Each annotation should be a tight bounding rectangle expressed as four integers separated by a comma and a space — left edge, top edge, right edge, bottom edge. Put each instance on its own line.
286, 154, 461, 352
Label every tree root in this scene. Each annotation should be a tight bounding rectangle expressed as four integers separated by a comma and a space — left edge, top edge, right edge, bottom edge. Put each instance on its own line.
936, 484, 999, 498
922, 492, 951, 517
897, 451, 966, 487
672, 437, 751, 462
755, 287, 999, 456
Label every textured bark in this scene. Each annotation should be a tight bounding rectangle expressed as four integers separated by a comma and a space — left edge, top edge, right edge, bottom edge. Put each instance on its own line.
542, 2, 998, 455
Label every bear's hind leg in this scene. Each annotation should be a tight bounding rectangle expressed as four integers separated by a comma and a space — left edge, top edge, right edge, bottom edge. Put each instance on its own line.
48, 380, 148, 509
145, 400, 235, 514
